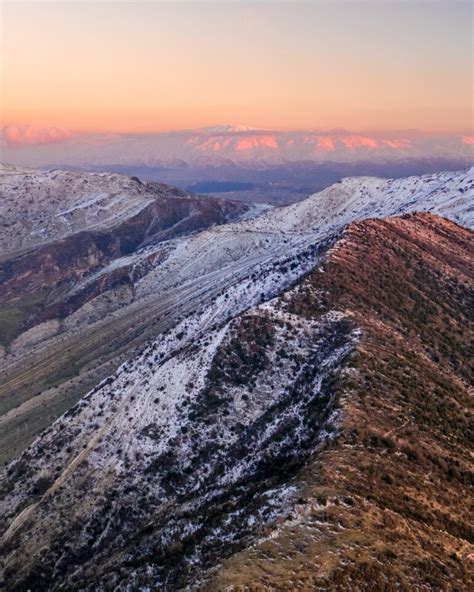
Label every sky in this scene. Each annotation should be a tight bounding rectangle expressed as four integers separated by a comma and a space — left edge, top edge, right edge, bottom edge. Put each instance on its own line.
1, 0, 472, 141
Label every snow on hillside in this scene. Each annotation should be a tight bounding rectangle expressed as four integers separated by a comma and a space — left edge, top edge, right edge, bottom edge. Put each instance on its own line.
1, 165, 473, 589
47, 165, 473, 349
1, 162, 254, 259
1, 246, 358, 588
126, 167, 474, 302
0, 163, 157, 255
3, 166, 473, 490
248, 166, 474, 233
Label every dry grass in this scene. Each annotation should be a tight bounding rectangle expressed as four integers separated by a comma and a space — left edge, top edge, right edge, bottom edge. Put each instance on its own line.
202, 214, 474, 591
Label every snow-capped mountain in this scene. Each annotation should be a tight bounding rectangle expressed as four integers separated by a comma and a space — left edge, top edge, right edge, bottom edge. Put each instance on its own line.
2, 125, 473, 168
249, 166, 474, 232
0, 162, 256, 257
0, 164, 473, 590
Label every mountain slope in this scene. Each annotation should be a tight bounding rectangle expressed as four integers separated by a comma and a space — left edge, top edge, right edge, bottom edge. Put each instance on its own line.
0, 164, 253, 461
0, 163, 250, 338
0, 167, 472, 465
1, 213, 472, 591
206, 212, 473, 590
247, 166, 474, 232
0, 162, 250, 258
0, 180, 248, 335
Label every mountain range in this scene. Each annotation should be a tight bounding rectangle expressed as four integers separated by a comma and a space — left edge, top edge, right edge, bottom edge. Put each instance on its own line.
0, 163, 473, 590
2, 125, 472, 168
4, 125, 472, 207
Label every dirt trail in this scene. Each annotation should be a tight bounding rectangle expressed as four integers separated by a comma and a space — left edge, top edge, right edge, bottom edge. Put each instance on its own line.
382, 419, 410, 439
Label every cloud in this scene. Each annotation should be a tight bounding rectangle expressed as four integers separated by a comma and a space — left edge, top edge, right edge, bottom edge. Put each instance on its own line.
2, 124, 73, 146
462, 135, 474, 145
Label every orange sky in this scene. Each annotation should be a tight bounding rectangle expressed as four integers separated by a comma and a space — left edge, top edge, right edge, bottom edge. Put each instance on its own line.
1, 1, 472, 134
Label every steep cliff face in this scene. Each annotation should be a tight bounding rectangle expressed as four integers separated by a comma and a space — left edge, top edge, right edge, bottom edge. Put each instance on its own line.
1, 213, 472, 591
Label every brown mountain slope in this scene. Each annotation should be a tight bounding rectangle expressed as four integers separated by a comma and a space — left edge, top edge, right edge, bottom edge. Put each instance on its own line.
202, 213, 473, 591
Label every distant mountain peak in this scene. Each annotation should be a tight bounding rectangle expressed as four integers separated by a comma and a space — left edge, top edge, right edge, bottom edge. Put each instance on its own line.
198, 123, 270, 134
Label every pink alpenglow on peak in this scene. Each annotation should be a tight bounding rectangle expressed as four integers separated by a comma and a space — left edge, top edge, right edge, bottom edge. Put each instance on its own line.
185, 134, 279, 153
1, 125, 472, 166
341, 135, 378, 149
198, 137, 233, 152
234, 135, 278, 151
382, 139, 412, 149
304, 136, 336, 152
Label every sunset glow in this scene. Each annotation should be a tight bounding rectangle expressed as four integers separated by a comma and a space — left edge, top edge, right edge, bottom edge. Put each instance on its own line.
1, 0, 472, 138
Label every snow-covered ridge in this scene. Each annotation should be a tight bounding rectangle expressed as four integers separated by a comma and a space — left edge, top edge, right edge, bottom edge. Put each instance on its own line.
120, 166, 473, 304
245, 166, 474, 233
0, 162, 252, 258
1, 241, 358, 589
0, 163, 155, 256
2, 165, 471, 356
2, 163, 471, 264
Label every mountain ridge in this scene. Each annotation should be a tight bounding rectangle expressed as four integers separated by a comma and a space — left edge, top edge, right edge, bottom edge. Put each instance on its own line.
0, 166, 472, 466
1, 212, 472, 590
